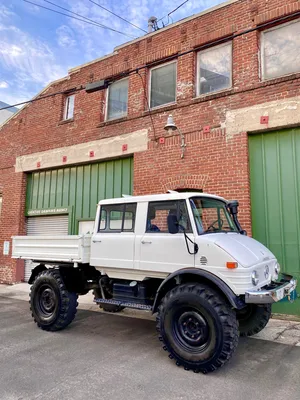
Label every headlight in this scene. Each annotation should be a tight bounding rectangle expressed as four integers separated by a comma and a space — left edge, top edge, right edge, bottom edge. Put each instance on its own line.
251, 271, 259, 286
264, 265, 270, 280
275, 262, 280, 276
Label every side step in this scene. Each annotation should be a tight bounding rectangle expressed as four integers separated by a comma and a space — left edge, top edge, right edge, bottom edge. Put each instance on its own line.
94, 297, 152, 311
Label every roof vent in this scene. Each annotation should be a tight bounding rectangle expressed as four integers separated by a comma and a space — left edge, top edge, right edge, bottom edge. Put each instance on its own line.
148, 16, 158, 32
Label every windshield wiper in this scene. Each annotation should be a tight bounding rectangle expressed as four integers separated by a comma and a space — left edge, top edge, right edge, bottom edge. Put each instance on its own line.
201, 228, 236, 235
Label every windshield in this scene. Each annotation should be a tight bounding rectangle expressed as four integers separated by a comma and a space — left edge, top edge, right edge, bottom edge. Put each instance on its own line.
190, 197, 237, 235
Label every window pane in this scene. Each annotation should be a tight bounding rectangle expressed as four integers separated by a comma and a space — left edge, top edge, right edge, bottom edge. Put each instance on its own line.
146, 200, 191, 233
198, 43, 232, 95
123, 203, 137, 232
99, 209, 107, 231
190, 197, 237, 234
109, 208, 123, 230
150, 63, 176, 108
107, 79, 128, 120
65, 95, 74, 120
262, 21, 300, 80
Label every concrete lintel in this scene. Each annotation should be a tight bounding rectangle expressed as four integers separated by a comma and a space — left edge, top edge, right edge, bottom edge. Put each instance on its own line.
15, 129, 148, 173
226, 96, 300, 137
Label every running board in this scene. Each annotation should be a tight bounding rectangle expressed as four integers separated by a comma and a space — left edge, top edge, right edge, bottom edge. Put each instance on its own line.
94, 298, 152, 311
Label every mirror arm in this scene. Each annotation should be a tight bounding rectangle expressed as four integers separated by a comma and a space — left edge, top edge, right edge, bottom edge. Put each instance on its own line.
183, 230, 198, 255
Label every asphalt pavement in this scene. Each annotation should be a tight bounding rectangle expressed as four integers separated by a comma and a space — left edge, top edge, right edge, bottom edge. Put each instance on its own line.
1, 295, 300, 400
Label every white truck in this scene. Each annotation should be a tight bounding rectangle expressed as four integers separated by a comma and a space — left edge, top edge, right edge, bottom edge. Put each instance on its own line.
12, 191, 296, 374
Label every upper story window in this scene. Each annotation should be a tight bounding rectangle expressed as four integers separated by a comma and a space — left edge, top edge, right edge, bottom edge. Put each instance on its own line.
197, 42, 232, 96
106, 78, 129, 120
64, 94, 75, 120
150, 62, 176, 109
261, 19, 300, 80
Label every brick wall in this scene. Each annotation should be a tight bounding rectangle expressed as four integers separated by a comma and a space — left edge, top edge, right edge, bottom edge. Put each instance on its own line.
1, 0, 300, 282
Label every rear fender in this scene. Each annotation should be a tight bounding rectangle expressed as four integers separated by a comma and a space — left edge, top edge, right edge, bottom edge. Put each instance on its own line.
28, 264, 47, 284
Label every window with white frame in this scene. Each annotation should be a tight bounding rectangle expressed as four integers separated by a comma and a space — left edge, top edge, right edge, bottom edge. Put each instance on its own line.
106, 78, 129, 120
197, 42, 232, 96
261, 19, 300, 80
64, 95, 75, 120
150, 62, 176, 108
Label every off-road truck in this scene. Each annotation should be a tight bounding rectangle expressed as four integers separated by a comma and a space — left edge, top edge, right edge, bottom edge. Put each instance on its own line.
12, 191, 297, 373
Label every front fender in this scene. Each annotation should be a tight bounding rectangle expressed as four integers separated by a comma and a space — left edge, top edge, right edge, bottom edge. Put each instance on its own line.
152, 268, 245, 313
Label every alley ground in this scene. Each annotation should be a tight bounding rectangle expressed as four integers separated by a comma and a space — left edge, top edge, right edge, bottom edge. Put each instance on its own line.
1, 293, 300, 400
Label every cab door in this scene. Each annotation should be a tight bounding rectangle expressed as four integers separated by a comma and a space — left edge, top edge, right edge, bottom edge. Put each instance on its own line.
138, 200, 195, 273
90, 203, 136, 269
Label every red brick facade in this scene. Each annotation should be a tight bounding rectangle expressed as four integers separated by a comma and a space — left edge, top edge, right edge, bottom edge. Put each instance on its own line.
1, 0, 300, 283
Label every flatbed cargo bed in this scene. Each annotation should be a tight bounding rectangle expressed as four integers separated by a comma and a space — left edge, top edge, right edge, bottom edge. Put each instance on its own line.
12, 235, 91, 264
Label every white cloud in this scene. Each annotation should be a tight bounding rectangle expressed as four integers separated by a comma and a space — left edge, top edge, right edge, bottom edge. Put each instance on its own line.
0, 25, 66, 86
56, 25, 77, 48
0, 81, 9, 89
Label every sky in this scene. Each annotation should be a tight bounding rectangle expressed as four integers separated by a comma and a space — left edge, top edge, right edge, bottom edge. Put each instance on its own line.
0, 0, 225, 108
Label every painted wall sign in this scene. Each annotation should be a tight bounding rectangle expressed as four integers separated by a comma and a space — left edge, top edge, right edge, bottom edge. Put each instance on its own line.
27, 208, 69, 216
3, 241, 10, 256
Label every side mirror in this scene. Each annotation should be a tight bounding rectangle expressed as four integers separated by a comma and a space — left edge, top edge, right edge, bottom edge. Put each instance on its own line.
167, 214, 179, 234
240, 230, 247, 236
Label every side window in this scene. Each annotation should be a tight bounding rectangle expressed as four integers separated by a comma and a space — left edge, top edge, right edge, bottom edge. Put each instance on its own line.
146, 200, 192, 233
99, 203, 136, 232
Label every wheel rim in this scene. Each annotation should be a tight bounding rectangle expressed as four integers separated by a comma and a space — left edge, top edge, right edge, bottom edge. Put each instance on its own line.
34, 284, 58, 321
173, 308, 210, 353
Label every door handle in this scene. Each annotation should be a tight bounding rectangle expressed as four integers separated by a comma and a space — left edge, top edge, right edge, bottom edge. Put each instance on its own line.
141, 241, 152, 244
93, 240, 102, 243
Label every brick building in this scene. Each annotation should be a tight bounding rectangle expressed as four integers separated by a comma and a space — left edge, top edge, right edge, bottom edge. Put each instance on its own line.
1, 0, 300, 315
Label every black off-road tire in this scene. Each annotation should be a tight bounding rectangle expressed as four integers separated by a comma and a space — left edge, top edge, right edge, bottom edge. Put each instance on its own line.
156, 283, 239, 374
237, 304, 271, 337
30, 269, 78, 331
92, 289, 125, 313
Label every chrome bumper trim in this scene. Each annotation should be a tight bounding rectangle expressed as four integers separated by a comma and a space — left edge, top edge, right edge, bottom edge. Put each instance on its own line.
245, 274, 297, 304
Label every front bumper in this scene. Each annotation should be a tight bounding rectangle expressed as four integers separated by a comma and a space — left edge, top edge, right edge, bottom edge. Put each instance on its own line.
245, 274, 297, 304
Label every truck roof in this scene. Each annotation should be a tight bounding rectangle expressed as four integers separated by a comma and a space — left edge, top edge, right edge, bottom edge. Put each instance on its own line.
98, 192, 227, 205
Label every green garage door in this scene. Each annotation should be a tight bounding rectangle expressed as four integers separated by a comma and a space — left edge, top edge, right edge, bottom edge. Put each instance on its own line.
249, 128, 300, 315
26, 157, 133, 235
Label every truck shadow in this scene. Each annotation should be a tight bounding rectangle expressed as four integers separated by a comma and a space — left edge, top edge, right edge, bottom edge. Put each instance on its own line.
71, 309, 300, 377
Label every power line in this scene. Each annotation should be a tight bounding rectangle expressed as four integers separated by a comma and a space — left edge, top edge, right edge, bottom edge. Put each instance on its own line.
137, 71, 157, 141
43, 0, 121, 33
22, 0, 137, 39
2, 9, 300, 112
89, 0, 147, 34
0, 87, 83, 111
157, 0, 189, 25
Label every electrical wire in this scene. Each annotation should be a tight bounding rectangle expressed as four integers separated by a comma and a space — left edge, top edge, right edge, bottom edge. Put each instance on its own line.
157, 0, 189, 24
22, 0, 137, 39
137, 71, 157, 141
0, 88, 83, 111
2, 9, 300, 112
43, 0, 125, 33
89, 0, 147, 33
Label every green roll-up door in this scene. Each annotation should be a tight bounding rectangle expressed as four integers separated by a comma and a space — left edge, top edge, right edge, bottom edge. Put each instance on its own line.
26, 157, 133, 234
249, 128, 300, 315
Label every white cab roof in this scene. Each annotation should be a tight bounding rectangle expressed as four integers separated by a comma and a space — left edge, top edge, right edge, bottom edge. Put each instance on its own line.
99, 192, 227, 205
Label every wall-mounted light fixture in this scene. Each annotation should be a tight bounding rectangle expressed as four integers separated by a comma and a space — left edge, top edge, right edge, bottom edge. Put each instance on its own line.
164, 114, 186, 159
